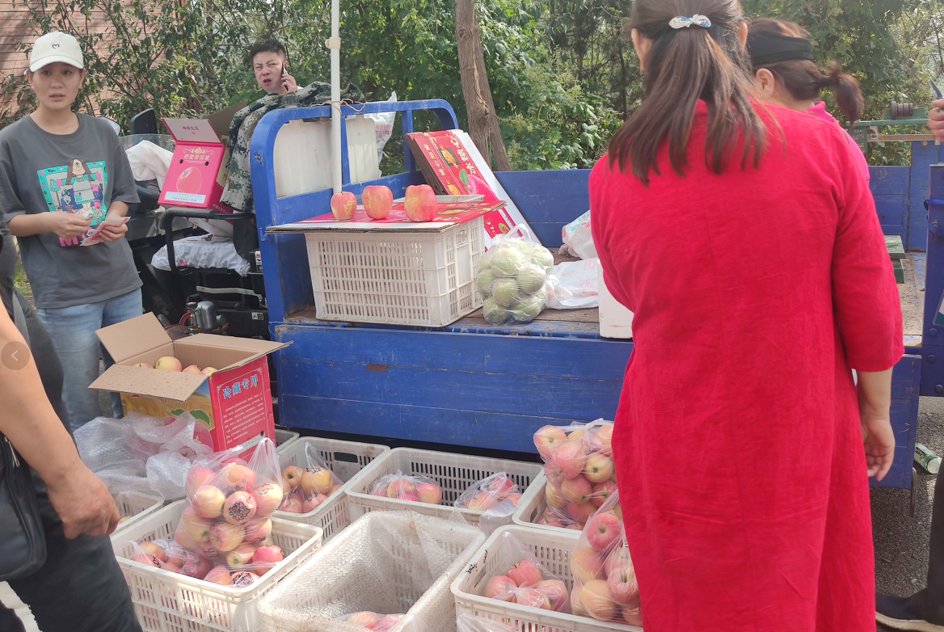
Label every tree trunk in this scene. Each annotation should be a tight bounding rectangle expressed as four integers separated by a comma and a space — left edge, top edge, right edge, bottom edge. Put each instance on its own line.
455, 0, 512, 171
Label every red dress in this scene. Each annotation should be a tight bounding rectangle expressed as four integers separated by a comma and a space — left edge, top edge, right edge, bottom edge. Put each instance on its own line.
590, 101, 903, 631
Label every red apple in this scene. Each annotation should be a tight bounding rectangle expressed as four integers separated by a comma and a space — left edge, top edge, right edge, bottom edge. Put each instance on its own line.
606, 561, 640, 607
584, 453, 614, 483
330, 191, 357, 221
507, 559, 543, 587
483, 574, 517, 601
416, 481, 443, 505
560, 476, 592, 505
585, 511, 622, 552
192, 485, 226, 519
580, 579, 616, 621
534, 578, 569, 612
553, 439, 588, 479
533, 425, 568, 460
571, 546, 604, 583
182, 364, 202, 375
514, 586, 551, 610
362, 185, 394, 220
154, 356, 182, 372
403, 184, 438, 222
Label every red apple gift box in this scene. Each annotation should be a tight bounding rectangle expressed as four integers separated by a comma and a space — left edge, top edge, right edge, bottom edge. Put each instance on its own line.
476, 530, 570, 613
533, 419, 617, 530
278, 442, 344, 514
570, 491, 641, 626
157, 437, 287, 586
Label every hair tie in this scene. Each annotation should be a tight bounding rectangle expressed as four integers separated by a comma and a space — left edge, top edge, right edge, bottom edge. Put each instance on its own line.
669, 14, 712, 29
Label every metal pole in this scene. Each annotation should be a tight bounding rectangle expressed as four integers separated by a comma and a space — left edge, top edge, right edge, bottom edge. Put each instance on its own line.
328, 0, 342, 193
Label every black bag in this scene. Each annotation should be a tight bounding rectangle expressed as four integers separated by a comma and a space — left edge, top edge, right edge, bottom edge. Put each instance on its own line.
0, 293, 47, 580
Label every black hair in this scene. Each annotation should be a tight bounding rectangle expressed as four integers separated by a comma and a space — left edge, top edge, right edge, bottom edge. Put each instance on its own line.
248, 39, 288, 64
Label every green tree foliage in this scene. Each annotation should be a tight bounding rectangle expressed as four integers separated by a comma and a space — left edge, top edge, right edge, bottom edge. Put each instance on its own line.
1, 0, 937, 170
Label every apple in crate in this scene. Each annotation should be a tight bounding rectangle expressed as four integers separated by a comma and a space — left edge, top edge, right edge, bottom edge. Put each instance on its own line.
362, 185, 394, 220
403, 184, 438, 222
330, 191, 357, 221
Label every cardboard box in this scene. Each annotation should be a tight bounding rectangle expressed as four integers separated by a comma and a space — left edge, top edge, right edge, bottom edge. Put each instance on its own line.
405, 129, 535, 248
159, 118, 229, 209
91, 314, 287, 452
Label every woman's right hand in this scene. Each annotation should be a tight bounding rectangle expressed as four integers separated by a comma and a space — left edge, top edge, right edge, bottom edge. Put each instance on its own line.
861, 411, 895, 482
44, 212, 91, 239
45, 462, 120, 539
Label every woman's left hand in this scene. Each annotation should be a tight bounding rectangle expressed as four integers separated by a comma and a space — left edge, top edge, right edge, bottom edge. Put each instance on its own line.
861, 413, 895, 481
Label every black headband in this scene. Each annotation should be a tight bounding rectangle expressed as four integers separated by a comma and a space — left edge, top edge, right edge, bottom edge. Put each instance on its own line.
747, 32, 814, 66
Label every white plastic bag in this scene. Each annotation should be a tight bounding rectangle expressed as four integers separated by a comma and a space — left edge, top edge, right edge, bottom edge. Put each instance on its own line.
476, 227, 555, 325
364, 91, 398, 163
545, 258, 602, 309
560, 210, 596, 260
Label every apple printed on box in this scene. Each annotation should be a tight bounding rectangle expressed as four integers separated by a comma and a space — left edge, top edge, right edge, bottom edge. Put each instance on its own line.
570, 491, 642, 626
476, 529, 570, 613
533, 419, 617, 530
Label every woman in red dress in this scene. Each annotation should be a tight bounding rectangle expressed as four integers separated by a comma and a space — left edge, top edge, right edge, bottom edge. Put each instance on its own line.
589, 1, 902, 630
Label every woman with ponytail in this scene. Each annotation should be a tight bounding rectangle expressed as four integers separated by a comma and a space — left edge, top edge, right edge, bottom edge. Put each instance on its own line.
590, 1, 902, 629
747, 18, 869, 181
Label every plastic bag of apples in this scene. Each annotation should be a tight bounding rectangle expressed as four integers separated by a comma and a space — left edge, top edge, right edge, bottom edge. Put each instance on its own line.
455, 472, 523, 535
570, 490, 641, 626
478, 531, 570, 613
532, 419, 617, 529
279, 443, 344, 514
158, 437, 287, 587
369, 471, 443, 504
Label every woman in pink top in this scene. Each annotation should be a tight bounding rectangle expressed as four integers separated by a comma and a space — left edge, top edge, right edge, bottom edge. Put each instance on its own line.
747, 18, 870, 182
589, 0, 901, 629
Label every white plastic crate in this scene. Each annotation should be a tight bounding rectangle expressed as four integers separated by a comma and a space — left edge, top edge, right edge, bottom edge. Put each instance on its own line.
274, 427, 300, 452
512, 472, 583, 537
111, 500, 322, 632
257, 510, 485, 632
113, 490, 165, 535
304, 215, 484, 326
345, 447, 543, 525
273, 436, 390, 540
451, 525, 642, 632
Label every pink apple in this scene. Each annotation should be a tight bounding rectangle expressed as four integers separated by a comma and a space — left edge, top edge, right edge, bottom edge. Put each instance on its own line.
507, 559, 543, 587
174, 525, 199, 550
621, 605, 643, 626
225, 543, 256, 569
404, 184, 438, 222
533, 425, 568, 460
180, 506, 213, 543
544, 463, 565, 487
552, 439, 588, 479
282, 465, 304, 489
483, 574, 517, 601
179, 554, 213, 579
362, 184, 394, 220
560, 476, 592, 504
345, 611, 381, 627
466, 490, 498, 511
571, 584, 588, 617
252, 545, 284, 575
386, 478, 416, 499
590, 480, 617, 508
132, 362, 150, 369
203, 565, 233, 585
606, 561, 640, 607
604, 544, 633, 577
589, 423, 614, 454
375, 615, 402, 631
251, 482, 284, 517
280, 495, 304, 513
565, 501, 597, 526
186, 466, 216, 497
586, 511, 622, 553
309, 468, 335, 495
192, 485, 226, 519
164, 543, 189, 567
243, 518, 273, 544
584, 453, 614, 483
482, 473, 516, 497
223, 490, 257, 525
182, 364, 202, 375
220, 463, 256, 490
570, 546, 604, 583
139, 541, 167, 563
230, 571, 259, 587
330, 191, 357, 221
154, 356, 182, 371
416, 482, 443, 505
580, 579, 616, 621
545, 483, 567, 509
302, 494, 327, 513
534, 579, 569, 612
130, 550, 161, 567
209, 522, 245, 553
514, 586, 551, 610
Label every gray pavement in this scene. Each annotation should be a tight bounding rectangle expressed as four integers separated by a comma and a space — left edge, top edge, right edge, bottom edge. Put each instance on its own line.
874, 395, 942, 630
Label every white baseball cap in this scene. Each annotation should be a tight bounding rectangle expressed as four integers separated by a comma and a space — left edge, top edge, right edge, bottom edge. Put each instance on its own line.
29, 31, 84, 72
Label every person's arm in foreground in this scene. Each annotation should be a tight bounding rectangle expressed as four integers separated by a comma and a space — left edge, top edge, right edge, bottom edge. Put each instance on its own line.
0, 305, 118, 538
857, 369, 894, 481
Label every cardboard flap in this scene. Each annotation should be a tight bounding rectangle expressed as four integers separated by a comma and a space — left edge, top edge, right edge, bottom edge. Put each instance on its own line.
162, 118, 221, 145
90, 365, 207, 401
178, 335, 289, 369
96, 313, 171, 364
